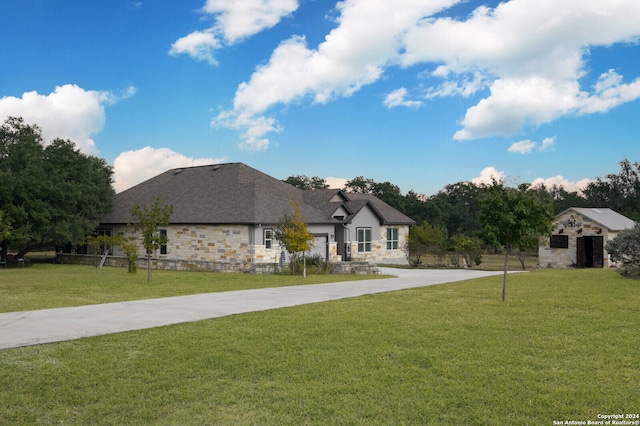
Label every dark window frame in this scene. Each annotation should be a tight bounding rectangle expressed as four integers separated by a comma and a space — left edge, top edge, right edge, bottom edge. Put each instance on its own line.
357, 227, 372, 252
550, 234, 569, 249
160, 229, 168, 255
386, 227, 399, 250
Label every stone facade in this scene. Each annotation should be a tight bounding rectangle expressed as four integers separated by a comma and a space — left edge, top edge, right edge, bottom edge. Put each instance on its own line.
348, 225, 409, 265
539, 210, 616, 268
88, 222, 410, 273
110, 224, 253, 264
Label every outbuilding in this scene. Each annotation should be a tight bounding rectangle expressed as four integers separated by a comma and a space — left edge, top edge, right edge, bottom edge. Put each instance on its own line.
538, 207, 635, 268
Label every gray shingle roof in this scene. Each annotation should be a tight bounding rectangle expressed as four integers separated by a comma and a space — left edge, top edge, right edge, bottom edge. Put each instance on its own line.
100, 163, 415, 226
344, 193, 415, 225
303, 189, 415, 225
560, 207, 635, 231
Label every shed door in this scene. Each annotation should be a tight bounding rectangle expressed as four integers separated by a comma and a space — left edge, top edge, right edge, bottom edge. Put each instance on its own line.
576, 236, 604, 268
576, 237, 585, 268
592, 236, 604, 268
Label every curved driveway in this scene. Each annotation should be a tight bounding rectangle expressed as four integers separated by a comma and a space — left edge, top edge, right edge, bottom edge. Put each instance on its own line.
0, 268, 505, 350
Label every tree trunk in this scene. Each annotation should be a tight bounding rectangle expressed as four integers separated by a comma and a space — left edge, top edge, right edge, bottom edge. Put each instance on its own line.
303, 252, 307, 279
147, 251, 152, 283
16, 242, 53, 260
502, 244, 510, 302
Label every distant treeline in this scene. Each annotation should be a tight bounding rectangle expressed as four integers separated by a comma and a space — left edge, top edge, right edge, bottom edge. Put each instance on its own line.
284, 159, 640, 238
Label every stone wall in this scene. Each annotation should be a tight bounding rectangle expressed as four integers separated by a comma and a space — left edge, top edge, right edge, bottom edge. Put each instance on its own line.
349, 225, 409, 265
111, 224, 253, 264
57, 254, 380, 275
330, 261, 381, 275
539, 210, 612, 268
57, 253, 278, 274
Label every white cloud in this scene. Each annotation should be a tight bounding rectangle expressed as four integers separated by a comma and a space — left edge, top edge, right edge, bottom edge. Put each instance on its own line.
452, 77, 580, 140
202, 0, 298, 44
214, 0, 640, 149
384, 88, 423, 109
0, 84, 135, 154
170, 0, 298, 64
326, 176, 347, 189
403, 0, 640, 140
530, 175, 592, 194
169, 31, 221, 65
425, 70, 489, 99
508, 136, 556, 154
217, 0, 458, 149
472, 167, 591, 193
578, 69, 640, 114
471, 166, 505, 185
508, 139, 537, 154
539, 136, 555, 152
112, 147, 226, 192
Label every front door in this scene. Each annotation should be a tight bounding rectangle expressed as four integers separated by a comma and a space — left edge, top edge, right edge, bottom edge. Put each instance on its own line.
335, 224, 346, 261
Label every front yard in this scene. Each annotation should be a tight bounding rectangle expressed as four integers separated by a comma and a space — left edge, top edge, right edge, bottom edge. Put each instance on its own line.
0, 263, 384, 313
0, 267, 637, 424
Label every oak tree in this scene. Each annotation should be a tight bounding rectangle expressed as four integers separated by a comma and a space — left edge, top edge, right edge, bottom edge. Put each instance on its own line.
0, 117, 114, 261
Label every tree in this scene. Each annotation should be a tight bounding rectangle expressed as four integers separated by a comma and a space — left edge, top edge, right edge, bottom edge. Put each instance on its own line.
425, 181, 484, 237
583, 159, 640, 221
530, 183, 588, 215
479, 181, 554, 301
0, 117, 114, 260
605, 223, 640, 275
274, 202, 315, 277
344, 176, 376, 194
130, 198, 174, 282
513, 235, 539, 271
283, 175, 329, 190
406, 222, 448, 266
87, 234, 138, 273
450, 234, 483, 267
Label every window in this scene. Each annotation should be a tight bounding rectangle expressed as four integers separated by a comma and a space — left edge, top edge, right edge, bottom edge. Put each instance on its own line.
357, 228, 372, 252
265, 229, 274, 249
550, 234, 568, 248
160, 229, 168, 255
387, 228, 398, 250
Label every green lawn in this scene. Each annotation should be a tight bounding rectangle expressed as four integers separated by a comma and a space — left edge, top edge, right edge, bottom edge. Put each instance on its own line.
474, 253, 540, 270
0, 264, 384, 313
1, 268, 638, 425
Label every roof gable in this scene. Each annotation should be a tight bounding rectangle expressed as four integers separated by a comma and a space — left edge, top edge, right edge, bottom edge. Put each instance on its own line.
557, 207, 635, 231
343, 193, 415, 225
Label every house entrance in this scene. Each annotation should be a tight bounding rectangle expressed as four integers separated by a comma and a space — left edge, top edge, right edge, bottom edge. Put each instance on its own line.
576, 236, 604, 268
335, 224, 351, 261
309, 234, 329, 262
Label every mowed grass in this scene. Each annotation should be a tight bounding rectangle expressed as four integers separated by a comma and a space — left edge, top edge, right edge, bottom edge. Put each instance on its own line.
1, 268, 638, 425
0, 264, 384, 313
474, 253, 539, 270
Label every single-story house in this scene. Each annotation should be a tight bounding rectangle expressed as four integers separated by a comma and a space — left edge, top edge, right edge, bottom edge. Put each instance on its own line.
538, 207, 635, 268
76, 162, 415, 273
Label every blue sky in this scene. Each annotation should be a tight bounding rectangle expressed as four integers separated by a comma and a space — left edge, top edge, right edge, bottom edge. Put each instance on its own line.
2, 0, 640, 195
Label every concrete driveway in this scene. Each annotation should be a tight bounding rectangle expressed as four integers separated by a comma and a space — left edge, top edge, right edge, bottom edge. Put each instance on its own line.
0, 268, 505, 350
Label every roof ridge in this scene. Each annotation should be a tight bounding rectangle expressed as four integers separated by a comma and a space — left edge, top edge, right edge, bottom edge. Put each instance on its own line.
168, 162, 238, 173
